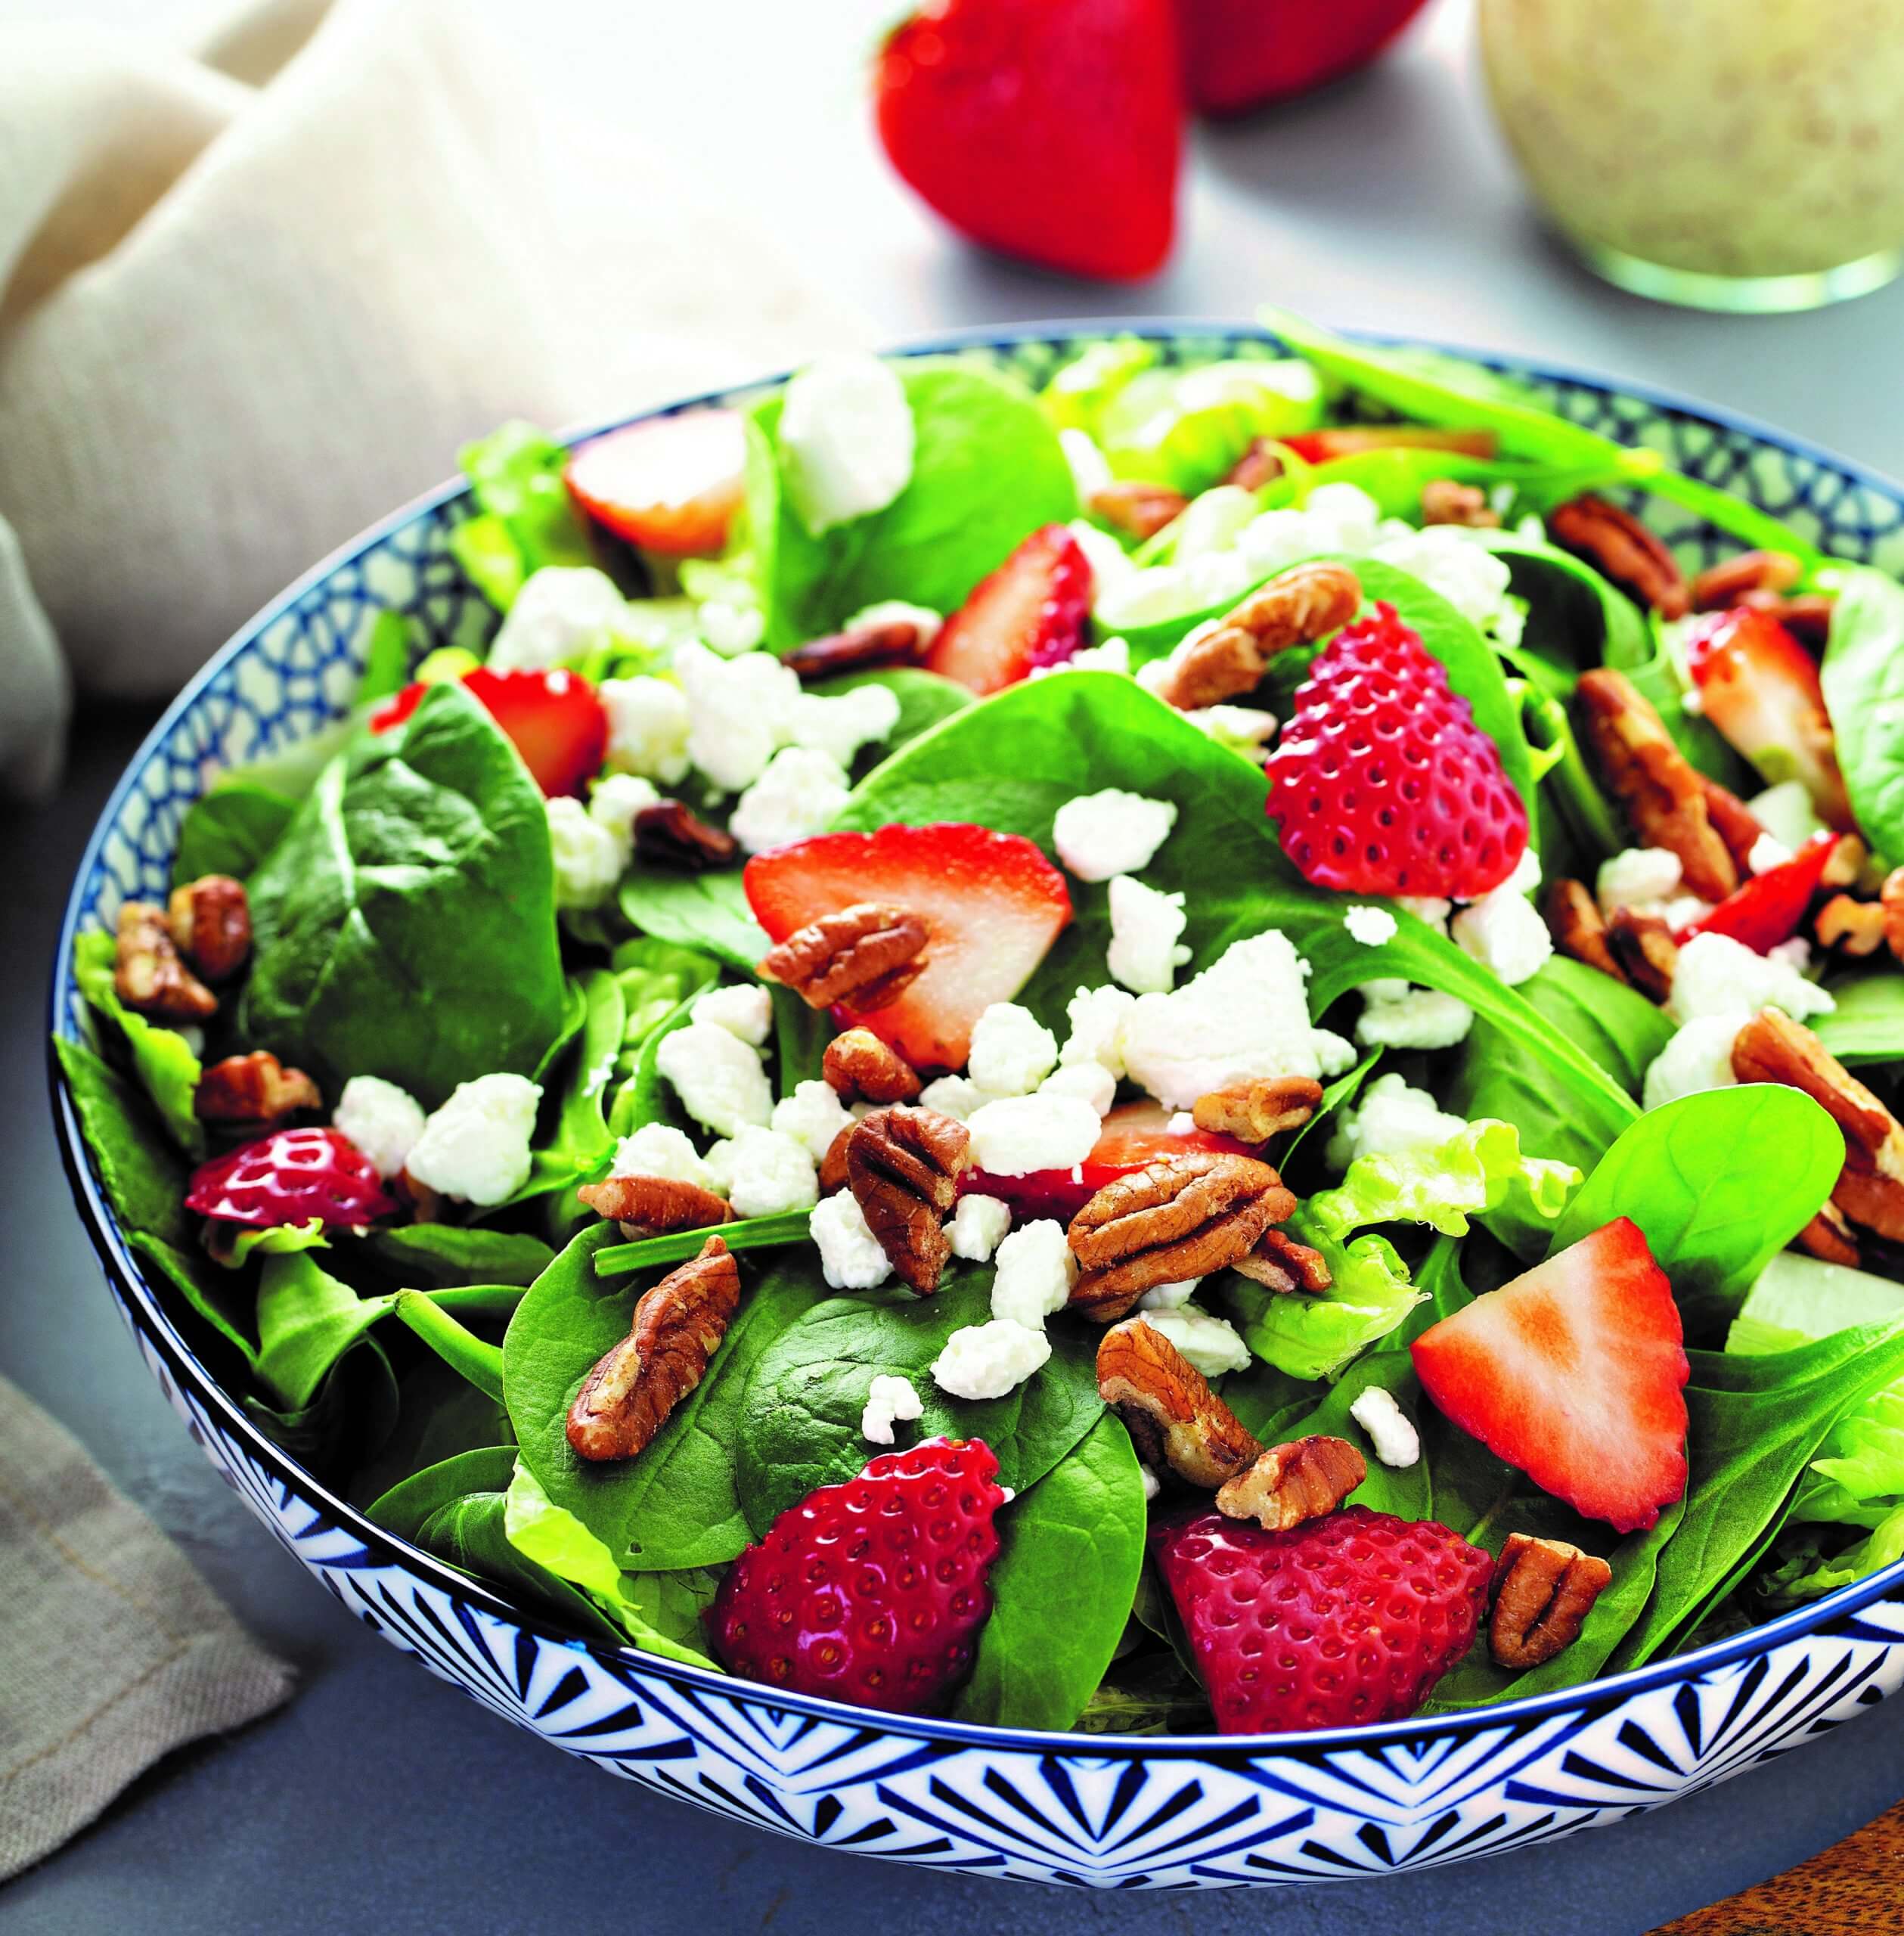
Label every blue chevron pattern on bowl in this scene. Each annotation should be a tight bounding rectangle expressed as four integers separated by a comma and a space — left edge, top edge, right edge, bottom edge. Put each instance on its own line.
49, 324, 1904, 1890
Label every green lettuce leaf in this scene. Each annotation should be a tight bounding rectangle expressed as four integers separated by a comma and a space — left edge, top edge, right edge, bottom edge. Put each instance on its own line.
1304, 1118, 1578, 1243
1090, 359, 1324, 495
1221, 1231, 1422, 1382
451, 420, 594, 611
72, 929, 205, 1158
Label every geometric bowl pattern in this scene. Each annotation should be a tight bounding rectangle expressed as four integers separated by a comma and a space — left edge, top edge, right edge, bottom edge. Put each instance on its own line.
48, 324, 1904, 1888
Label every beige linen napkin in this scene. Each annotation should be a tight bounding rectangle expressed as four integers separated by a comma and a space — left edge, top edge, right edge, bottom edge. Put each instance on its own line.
0, 0, 866, 796
0, 1372, 294, 1881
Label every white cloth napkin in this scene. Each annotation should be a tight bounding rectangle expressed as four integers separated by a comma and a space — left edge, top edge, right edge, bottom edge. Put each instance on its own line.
0, 0, 867, 796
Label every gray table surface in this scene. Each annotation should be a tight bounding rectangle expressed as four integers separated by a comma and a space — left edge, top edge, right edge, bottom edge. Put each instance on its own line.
6, 1, 1904, 1928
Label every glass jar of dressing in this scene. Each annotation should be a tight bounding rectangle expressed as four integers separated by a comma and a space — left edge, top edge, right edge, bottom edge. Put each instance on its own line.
1478, 0, 1904, 312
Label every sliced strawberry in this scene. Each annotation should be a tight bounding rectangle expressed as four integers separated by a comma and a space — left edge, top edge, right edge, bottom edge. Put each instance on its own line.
564, 410, 746, 557
185, 1126, 395, 1230
1682, 606, 1853, 829
961, 1099, 1246, 1220
1412, 1218, 1689, 1534
1679, 829, 1838, 954
923, 524, 1092, 696
746, 823, 1071, 1071
371, 668, 608, 799
1279, 426, 1499, 465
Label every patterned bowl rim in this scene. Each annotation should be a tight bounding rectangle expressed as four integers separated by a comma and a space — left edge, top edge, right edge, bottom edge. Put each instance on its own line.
48, 317, 1904, 1754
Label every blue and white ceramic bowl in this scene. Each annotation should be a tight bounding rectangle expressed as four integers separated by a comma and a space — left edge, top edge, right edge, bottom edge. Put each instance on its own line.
50, 324, 1904, 1890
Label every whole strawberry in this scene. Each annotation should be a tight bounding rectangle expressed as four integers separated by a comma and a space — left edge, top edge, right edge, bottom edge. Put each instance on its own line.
185, 1125, 396, 1229
709, 1437, 1006, 1714
1152, 1505, 1492, 1734
1266, 601, 1528, 898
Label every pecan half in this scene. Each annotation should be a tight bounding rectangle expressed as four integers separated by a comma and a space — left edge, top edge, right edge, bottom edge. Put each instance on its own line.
1216, 1435, 1366, 1531
114, 902, 217, 1022
818, 1123, 854, 1195
1690, 548, 1803, 611
1233, 1226, 1332, 1295
168, 876, 251, 982
1096, 1317, 1262, 1489
1190, 1076, 1322, 1143
1223, 437, 1285, 494
1089, 480, 1189, 541
1814, 892, 1886, 957
1732, 1009, 1904, 1243
1068, 1152, 1295, 1322
1575, 669, 1738, 901
194, 1051, 321, 1127
577, 1173, 732, 1239
1822, 835, 1868, 890
566, 1236, 741, 1462
1698, 776, 1768, 877
1152, 561, 1363, 710
1488, 1532, 1613, 1670
1546, 878, 1630, 985
845, 1106, 971, 1294
1604, 909, 1679, 1004
783, 616, 933, 682
758, 903, 929, 1012
1799, 1201, 1862, 1267
1884, 867, 1904, 966
1549, 495, 1689, 618
1420, 478, 1500, 529
1739, 587, 1837, 644
823, 1026, 921, 1104
633, 800, 738, 871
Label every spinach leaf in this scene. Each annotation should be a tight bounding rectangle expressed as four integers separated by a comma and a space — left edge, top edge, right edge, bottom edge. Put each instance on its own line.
611, 936, 721, 1046
393, 1292, 508, 1401
54, 1035, 191, 1246
514, 967, 624, 1205
605, 992, 698, 1145
950, 1416, 1147, 1730
734, 1265, 1104, 1534
805, 667, 972, 773
361, 1224, 557, 1287
616, 869, 767, 973
451, 420, 596, 611
771, 985, 829, 1094
1815, 968, 1904, 1068
1280, 1047, 1381, 1168
749, 361, 1078, 649
242, 681, 568, 1106
347, 1360, 513, 1508
1549, 1086, 1843, 1341
1478, 531, 1652, 690
356, 610, 416, 706
172, 780, 298, 885
72, 929, 204, 1157
130, 1233, 260, 1370
1077, 1653, 1214, 1736
246, 1336, 399, 1478
1822, 565, 1904, 863
1521, 686, 1623, 883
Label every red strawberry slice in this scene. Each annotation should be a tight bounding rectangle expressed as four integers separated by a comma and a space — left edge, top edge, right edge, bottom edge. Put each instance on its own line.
1682, 605, 1853, 830
1412, 1217, 1689, 1534
1152, 1505, 1492, 1734
564, 410, 746, 558
1278, 426, 1499, 466
746, 822, 1071, 1070
708, 1436, 1006, 1715
1679, 828, 1838, 954
1266, 600, 1529, 898
876, 0, 1182, 282
1178, 0, 1431, 115
962, 1100, 1247, 1220
185, 1126, 395, 1230
371, 668, 608, 799
923, 524, 1093, 696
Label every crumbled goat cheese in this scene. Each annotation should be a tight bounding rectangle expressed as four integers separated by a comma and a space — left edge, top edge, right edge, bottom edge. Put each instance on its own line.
916, 1073, 990, 1122
1326, 1072, 1468, 1173
780, 354, 915, 536
965, 1094, 1103, 1177
1370, 526, 1520, 641
656, 1022, 774, 1135
1397, 895, 1453, 935
488, 566, 627, 673
588, 773, 661, 845
771, 1080, 856, 1162
930, 1319, 1052, 1400
690, 982, 774, 1047
1181, 705, 1279, 761
698, 598, 764, 656
610, 1122, 715, 1192
1344, 904, 1397, 946
729, 746, 851, 855
1039, 1062, 1117, 1116
785, 682, 902, 770
1350, 1386, 1421, 1468
1354, 980, 1477, 1051
1052, 789, 1179, 883
1769, 935, 1813, 974
1140, 1465, 1161, 1503
405, 1074, 541, 1207
1140, 1309, 1251, 1379
1060, 426, 1113, 501
674, 642, 801, 793
1597, 846, 1683, 916
950, 1193, 1012, 1264
1068, 518, 1138, 596
861, 1373, 924, 1446
810, 1190, 892, 1290
843, 600, 943, 647
1032, 635, 1131, 679
1749, 832, 1794, 875
1165, 1112, 1198, 1136
333, 1075, 426, 1180
1643, 1015, 1747, 1112
546, 797, 628, 911
1173, 486, 1259, 563
1668, 930, 1835, 1025
989, 1220, 1078, 1329
1748, 780, 1827, 850
1451, 880, 1552, 987
1106, 874, 1192, 994
1059, 984, 1137, 1078
968, 1002, 1060, 1097
600, 675, 692, 785
1136, 1277, 1200, 1311
717, 1125, 820, 1218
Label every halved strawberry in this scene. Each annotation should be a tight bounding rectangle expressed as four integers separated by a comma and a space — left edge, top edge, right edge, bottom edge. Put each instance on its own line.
1682, 606, 1853, 829
924, 525, 1091, 695
1680, 828, 1838, 954
371, 667, 607, 799
564, 410, 746, 557
745, 823, 1071, 1071
1279, 427, 1499, 465
1412, 1218, 1689, 1534
185, 1126, 396, 1230
962, 1099, 1247, 1220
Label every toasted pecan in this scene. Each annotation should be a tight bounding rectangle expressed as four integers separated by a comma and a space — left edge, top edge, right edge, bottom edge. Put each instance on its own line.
1884, 867, 1904, 967
1738, 587, 1837, 644
1690, 549, 1803, 612
1232, 1226, 1333, 1295
566, 1237, 740, 1462
1814, 893, 1887, 958
823, 1027, 921, 1104
577, 1173, 733, 1239
115, 901, 218, 1022
759, 903, 929, 1012
1798, 1201, 1862, 1267
1190, 1075, 1323, 1143
818, 1123, 854, 1195
1488, 1533, 1613, 1670
633, 800, 738, 871
1603, 909, 1680, 1004
783, 617, 933, 682
1096, 1318, 1262, 1490
845, 1105, 970, 1295
1089, 480, 1189, 541
1152, 561, 1363, 710
1546, 878, 1630, 985
168, 876, 251, 982
194, 1051, 321, 1127
1223, 437, 1285, 494
1822, 835, 1868, 891
1419, 478, 1500, 529
1549, 495, 1689, 618
1698, 776, 1769, 877
1216, 1435, 1366, 1531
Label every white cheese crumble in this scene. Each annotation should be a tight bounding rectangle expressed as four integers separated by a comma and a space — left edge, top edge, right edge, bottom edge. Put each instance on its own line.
1059, 984, 1137, 1078
1597, 846, 1683, 916
600, 675, 692, 785
1350, 1386, 1421, 1469
988, 1220, 1078, 1329
780, 354, 915, 536
655, 1022, 774, 1135
610, 1122, 715, 1191
405, 1073, 541, 1206
785, 682, 903, 771
965, 1094, 1102, 1177
1140, 1464, 1161, 1503
809, 1190, 892, 1290
861, 1373, 924, 1446
1451, 880, 1552, 987
1140, 1309, 1251, 1379
916, 1073, 990, 1122
1031, 635, 1132, 679
1344, 904, 1397, 946
771, 1079, 855, 1161
1180, 705, 1279, 762
1369, 525, 1520, 642
1643, 1015, 1745, 1112
1668, 930, 1835, 1025
967, 1002, 1059, 1098
1038, 1061, 1117, 1116
1060, 426, 1113, 501
729, 746, 851, 855
1397, 895, 1453, 935
1106, 875, 1191, 994
930, 1319, 1052, 1401
698, 597, 764, 656
950, 1193, 1012, 1264
1051, 790, 1179, 883
546, 797, 628, 911
1136, 1276, 1200, 1311
1749, 832, 1794, 875
843, 600, 944, 648
673, 642, 800, 793
715, 1125, 819, 1218
488, 566, 627, 674
588, 773, 661, 845
690, 982, 774, 1046
333, 1075, 426, 1180
1326, 1072, 1468, 1172
1354, 979, 1477, 1050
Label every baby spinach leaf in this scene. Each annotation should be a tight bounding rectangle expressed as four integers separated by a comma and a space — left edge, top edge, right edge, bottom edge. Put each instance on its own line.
950, 1416, 1147, 1730
734, 1265, 1104, 1534
172, 779, 298, 885
246, 1336, 399, 1478
393, 1292, 507, 1402
54, 1035, 191, 1246
1814, 969, 1904, 1068
611, 935, 721, 1044
771, 985, 828, 1094
616, 870, 767, 973
356, 610, 417, 706
806, 667, 972, 773
241, 682, 569, 1107
72, 929, 204, 1157
605, 992, 698, 1145
1521, 685, 1623, 883
1077, 1652, 1214, 1736
346, 1360, 513, 1508
514, 968, 625, 1203
1822, 565, 1904, 863
749, 360, 1078, 649
1478, 531, 1652, 690
361, 1224, 557, 1287
1549, 1086, 1844, 1342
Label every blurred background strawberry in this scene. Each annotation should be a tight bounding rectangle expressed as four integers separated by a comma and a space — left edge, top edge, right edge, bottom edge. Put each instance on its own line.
1178, 0, 1431, 116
